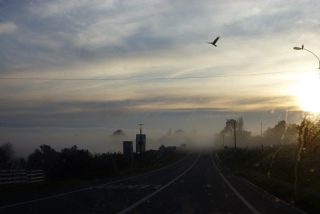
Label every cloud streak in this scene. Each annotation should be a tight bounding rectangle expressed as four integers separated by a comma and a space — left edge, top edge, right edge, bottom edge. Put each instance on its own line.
0, 21, 17, 35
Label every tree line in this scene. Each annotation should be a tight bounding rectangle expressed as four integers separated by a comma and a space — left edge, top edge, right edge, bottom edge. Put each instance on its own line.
214, 117, 320, 159
0, 141, 178, 181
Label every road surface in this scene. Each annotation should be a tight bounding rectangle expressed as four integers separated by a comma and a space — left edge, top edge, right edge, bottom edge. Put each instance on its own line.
0, 150, 305, 214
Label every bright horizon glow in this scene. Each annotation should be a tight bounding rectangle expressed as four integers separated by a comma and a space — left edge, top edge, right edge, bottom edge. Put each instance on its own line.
290, 71, 320, 113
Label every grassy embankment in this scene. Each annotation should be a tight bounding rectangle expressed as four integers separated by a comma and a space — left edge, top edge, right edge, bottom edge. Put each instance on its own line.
217, 145, 320, 213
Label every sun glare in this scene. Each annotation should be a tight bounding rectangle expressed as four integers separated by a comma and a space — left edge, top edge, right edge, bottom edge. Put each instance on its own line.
290, 72, 320, 113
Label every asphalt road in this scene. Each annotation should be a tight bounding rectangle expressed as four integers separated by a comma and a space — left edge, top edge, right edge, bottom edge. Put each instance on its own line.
0, 150, 305, 214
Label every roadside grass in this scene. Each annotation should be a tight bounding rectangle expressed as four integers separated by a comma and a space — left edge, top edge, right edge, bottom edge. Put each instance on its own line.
0, 149, 189, 199
218, 146, 320, 213
238, 171, 320, 214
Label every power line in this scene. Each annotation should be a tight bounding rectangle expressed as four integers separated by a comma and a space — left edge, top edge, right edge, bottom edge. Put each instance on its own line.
0, 68, 315, 81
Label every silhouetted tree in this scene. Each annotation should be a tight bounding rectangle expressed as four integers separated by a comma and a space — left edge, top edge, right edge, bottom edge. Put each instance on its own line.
297, 118, 320, 159
49, 145, 94, 180
173, 129, 186, 142
283, 124, 299, 144
27, 145, 60, 170
40, 145, 59, 170
27, 149, 43, 169
111, 130, 126, 137
274, 120, 286, 143
237, 116, 244, 132
0, 142, 14, 159
263, 120, 291, 145
224, 119, 236, 136
0, 147, 8, 163
174, 129, 185, 135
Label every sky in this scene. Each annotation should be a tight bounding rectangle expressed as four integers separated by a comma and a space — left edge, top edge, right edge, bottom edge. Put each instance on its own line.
1, 0, 320, 157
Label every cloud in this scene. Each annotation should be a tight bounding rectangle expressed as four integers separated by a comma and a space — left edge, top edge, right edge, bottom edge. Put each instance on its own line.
0, 21, 17, 35
2, 0, 318, 77
0, 92, 301, 130
1, 1, 319, 130
29, 0, 92, 17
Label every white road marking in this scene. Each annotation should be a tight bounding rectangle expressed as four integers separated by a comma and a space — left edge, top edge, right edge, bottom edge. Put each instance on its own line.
139, 185, 149, 189
95, 184, 162, 190
97, 185, 114, 188
210, 151, 260, 214
0, 152, 193, 210
153, 185, 161, 189
117, 153, 201, 214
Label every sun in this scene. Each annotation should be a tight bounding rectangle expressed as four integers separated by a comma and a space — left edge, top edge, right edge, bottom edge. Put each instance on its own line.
290, 72, 320, 113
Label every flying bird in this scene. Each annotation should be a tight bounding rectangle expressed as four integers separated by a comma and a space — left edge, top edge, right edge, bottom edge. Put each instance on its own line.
207, 36, 220, 47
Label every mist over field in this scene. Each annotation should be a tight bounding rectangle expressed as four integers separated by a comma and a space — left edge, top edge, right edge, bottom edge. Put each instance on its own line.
1, 109, 306, 158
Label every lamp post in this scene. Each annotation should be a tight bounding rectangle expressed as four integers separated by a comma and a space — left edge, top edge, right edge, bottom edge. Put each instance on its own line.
232, 119, 236, 148
228, 119, 237, 148
293, 45, 320, 69
138, 124, 143, 165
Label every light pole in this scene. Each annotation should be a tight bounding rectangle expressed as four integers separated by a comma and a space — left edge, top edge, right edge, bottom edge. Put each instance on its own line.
228, 119, 237, 148
138, 124, 143, 165
293, 45, 320, 69
233, 119, 236, 148
138, 124, 143, 148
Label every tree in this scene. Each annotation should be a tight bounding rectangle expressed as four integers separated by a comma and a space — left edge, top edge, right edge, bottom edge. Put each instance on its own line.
27, 145, 60, 171
173, 129, 186, 139
40, 145, 59, 170
174, 129, 185, 135
274, 120, 286, 143
297, 118, 320, 159
48, 145, 99, 180
283, 124, 299, 144
0, 147, 8, 162
27, 149, 43, 169
0, 142, 14, 159
224, 119, 236, 135
263, 127, 273, 139
263, 120, 292, 145
237, 116, 245, 132
111, 130, 126, 137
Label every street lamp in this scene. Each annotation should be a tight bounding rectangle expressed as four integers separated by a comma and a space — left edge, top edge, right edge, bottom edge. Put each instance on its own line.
228, 119, 237, 148
293, 45, 320, 69
138, 124, 143, 165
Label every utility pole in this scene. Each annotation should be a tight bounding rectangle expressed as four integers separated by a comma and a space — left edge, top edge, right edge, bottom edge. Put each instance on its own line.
227, 119, 237, 148
261, 122, 264, 149
138, 124, 143, 165
233, 119, 237, 148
